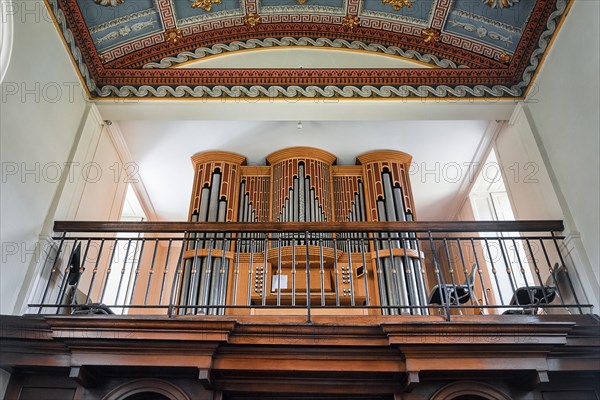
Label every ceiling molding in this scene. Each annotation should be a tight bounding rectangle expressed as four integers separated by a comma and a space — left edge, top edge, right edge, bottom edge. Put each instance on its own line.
96, 100, 517, 121
45, 0, 573, 99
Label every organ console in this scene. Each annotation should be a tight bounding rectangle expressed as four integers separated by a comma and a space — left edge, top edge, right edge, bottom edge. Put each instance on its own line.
178, 147, 428, 316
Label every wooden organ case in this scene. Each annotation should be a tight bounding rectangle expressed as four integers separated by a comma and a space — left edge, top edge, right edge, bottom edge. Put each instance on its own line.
178, 147, 427, 315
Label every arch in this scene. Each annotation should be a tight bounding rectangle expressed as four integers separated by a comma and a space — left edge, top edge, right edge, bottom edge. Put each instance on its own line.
430, 381, 512, 400
102, 378, 191, 400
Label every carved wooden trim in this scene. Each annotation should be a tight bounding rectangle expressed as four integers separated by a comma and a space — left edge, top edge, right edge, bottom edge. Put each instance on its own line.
356, 150, 413, 165
430, 381, 512, 400
266, 147, 337, 165
191, 151, 246, 167
53, 220, 566, 233
102, 378, 191, 400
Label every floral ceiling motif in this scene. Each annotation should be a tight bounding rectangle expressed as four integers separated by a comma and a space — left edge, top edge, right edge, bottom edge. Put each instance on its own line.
47, 0, 572, 99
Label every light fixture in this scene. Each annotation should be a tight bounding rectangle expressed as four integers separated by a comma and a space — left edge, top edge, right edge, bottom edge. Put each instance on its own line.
297, 121, 303, 129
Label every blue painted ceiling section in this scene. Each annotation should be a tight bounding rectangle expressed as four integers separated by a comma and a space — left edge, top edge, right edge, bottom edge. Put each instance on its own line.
75, 0, 539, 55
76, 0, 156, 26
362, 0, 436, 23
452, 0, 535, 29
444, 0, 535, 51
173, 0, 242, 23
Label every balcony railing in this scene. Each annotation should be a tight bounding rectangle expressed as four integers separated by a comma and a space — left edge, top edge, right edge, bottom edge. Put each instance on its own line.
28, 220, 592, 321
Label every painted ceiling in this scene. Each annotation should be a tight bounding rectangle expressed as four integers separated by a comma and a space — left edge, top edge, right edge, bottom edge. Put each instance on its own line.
47, 0, 572, 99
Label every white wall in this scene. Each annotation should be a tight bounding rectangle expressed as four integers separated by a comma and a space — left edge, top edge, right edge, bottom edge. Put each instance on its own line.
524, 0, 600, 306
495, 109, 563, 222
0, 0, 89, 316
0, 1, 89, 396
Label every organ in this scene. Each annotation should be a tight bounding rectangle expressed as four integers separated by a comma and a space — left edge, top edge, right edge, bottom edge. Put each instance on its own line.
178, 147, 428, 315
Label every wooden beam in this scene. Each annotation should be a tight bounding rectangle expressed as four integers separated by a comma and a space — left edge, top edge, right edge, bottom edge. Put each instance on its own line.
53, 220, 565, 234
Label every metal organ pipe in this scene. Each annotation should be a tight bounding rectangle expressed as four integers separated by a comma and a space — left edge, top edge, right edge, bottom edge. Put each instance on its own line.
373, 170, 426, 315
180, 169, 232, 315
180, 149, 426, 316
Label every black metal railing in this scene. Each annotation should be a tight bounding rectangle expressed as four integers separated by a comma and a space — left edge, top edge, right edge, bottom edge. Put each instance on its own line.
28, 220, 592, 321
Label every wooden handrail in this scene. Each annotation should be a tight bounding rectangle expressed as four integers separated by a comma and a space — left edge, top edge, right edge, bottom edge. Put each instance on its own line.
53, 220, 564, 233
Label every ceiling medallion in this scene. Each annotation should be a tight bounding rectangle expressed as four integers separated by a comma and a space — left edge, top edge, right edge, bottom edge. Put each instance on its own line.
342, 15, 360, 30
483, 0, 519, 8
191, 0, 222, 12
94, 0, 124, 6
421, 28, 440, 44
244, 13, 261, 28
382, 0, 413, 11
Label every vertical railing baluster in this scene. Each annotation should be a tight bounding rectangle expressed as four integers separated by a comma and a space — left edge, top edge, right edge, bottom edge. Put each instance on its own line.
374, 239, 387, 315
412, 235, 429, 316
100, 239, 118, 305
511, 238, 534, 306
85, 239, 105, 305
456, 239, 476, 312
470, 238, 489, 308
401, 237, 415, 315
551, 233, 583, 314
525, 239, 549, 304
319, 238, 325, 307
292, 238, 297, 307
216, 236, 229, 315
347, 238, 355, 307
305, 231, 311, 323
188, 238, 201, 315
428, 232, 449, 320
483, 239, 504, 306
247, 238, 255, 306
200, 239, 214, 314
333, 238, 340, 307
539, 238, 565, 307
127, 238, 145, 307
277, 238, 282, 307
115, 239, 132, 308
262, 237, 268, 307
498, 238, 518, 301
360, 238, 370, 307
159, 239, 173, 305
232, 237, 241, 306
386, 238, 403, 315
70, 239, 91, 305
168, 235, 187, 317
144, 239, 159, 305
442, 239, 459, 314
38, 236, 64, 314
55, 240, 78, 314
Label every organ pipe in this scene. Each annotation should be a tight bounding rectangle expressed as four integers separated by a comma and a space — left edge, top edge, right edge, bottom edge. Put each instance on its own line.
180, 148, 423, 315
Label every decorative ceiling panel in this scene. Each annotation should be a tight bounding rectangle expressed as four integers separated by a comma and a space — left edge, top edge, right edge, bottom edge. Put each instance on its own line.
46, 0, 572, 99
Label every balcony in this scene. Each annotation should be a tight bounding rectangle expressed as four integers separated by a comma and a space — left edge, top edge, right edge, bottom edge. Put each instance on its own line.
2, 220, 598, 399
29, 220, 591, 320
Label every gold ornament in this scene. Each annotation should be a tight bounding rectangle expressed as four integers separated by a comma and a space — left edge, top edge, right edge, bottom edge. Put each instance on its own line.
191, 0, 222, 12
421, 28, 440, 44
381, 0, 413, 11
244, 13, 261, 28
498, 52, 511, 64
165, 28, 183, 44
342, 15, 360, 30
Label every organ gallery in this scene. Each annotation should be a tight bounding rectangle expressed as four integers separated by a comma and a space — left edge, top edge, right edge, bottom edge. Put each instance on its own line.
178, 147, 428, 315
